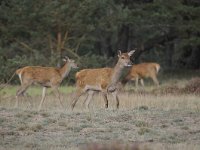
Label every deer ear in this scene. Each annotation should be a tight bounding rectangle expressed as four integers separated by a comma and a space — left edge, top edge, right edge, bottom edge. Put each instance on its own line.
128, 50, 135, 56
70, 59, 75, 62
64, 56, 70, 62
62, 58, 67, 62
118, 50, 122, 57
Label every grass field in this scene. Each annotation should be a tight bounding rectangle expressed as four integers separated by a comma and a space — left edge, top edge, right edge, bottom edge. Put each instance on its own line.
0, 73, 200, 150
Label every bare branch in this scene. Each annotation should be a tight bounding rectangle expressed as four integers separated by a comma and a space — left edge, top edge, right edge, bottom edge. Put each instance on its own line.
61, 31, 69, 49
62, 48, 80, 59
14, 39, 36, 53
48, 33, 54, 54
75, 34, 86, 53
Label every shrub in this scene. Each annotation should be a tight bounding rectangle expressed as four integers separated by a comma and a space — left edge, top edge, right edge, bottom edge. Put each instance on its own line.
183, 77, 200, 95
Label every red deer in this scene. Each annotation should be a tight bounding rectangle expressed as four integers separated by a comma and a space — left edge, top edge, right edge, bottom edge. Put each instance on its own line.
15, 56, 78, 111
121, 62, 160, 88
71, 50, 135, 109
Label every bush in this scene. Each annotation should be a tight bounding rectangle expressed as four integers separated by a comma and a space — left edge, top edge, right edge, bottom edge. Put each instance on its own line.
183, 77, 200, 95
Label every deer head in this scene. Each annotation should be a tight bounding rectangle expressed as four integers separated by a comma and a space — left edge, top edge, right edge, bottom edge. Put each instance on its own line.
117, 50, 135, 67
63, 56, 78, 69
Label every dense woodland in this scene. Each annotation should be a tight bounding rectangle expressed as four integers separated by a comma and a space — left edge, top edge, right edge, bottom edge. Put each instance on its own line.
0, 0, 200, 83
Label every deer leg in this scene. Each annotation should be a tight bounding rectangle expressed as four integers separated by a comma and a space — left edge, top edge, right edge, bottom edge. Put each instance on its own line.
135, 77, 139, 89
84, 90, 94, 109
15, 84, 30, 108
23, 92, 33, 108
82, 93, 89, 106
16, 91, 31, 108
15, 96, 19, 108
140, 79, 145, 88
38, 87, 47, 111
111, 90, 119, 109
139, 79, 145, 91
102, 92, 108, 108
151, 75, 159, 86
19, 91, 32, 107
71, 89, 84, 110
52, 87, 64, 109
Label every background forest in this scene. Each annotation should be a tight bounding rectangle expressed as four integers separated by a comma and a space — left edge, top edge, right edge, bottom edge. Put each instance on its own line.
0, 0, 200, 84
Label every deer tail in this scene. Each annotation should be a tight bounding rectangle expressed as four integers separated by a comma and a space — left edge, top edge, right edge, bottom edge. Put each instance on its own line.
75, 71, 81, 80
155, 64, 160, 74
16, 68, 22, 75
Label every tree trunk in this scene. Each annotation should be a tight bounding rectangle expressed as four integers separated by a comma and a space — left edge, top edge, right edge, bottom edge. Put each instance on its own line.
56, 32, 62, 67
117, 25, 129, 52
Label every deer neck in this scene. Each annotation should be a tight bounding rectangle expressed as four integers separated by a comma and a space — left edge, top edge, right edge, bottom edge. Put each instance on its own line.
59, 63, 71, 79
110, 61, 125, 85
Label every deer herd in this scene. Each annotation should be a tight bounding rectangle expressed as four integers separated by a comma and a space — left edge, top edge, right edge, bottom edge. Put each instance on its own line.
14, 50, 161, 111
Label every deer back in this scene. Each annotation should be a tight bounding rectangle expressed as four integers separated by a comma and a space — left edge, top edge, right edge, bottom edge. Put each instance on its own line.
18, 66, 61, 83
76, 68, 113, 90
129, 63, 160, 78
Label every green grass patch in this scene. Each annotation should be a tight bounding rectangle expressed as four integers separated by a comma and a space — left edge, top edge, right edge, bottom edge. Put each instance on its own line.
0, 85, 75, 96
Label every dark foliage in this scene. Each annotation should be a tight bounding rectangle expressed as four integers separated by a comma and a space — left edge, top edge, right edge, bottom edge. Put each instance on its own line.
0, 0, 199, 84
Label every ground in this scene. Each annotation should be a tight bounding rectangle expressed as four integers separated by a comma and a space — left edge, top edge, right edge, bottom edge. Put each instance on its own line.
0, 75, 200, 150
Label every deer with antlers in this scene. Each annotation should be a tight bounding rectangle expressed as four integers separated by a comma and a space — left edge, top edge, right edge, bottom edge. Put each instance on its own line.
121, 62, 160, 88
15, 56, 78, 111
71, 50, 135, 109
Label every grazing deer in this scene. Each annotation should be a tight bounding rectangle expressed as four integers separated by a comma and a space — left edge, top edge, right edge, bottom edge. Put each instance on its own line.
121, 62, 160, 88
15, 56, 78, 111
71, 50, 135, 109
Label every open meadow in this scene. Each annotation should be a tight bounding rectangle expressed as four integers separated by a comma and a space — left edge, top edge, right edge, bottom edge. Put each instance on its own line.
1, 0, 200, 149
0, 72, 200, 150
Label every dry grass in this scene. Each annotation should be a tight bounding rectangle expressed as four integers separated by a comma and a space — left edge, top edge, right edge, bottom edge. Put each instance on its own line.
0, 89, 199, 112
0, 78, 200, 150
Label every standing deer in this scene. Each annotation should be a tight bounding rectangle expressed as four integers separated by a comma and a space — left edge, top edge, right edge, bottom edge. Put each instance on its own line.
15, 56, 78, 111
121, 62, 160, 88
71, 50, 135, 109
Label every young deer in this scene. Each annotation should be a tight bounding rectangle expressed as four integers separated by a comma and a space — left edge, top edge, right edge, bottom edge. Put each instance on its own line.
121, 62, 160, 87
15, 56, 78, 111
71, 50, 135, 109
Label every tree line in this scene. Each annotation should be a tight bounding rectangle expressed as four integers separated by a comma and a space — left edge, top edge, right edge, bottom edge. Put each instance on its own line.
0, 0, 200, 83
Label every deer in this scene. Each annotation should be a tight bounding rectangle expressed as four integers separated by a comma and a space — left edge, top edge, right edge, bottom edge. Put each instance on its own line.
121, 62, 160, 88
71, 50, 135, 110
15, 56, 78, 111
